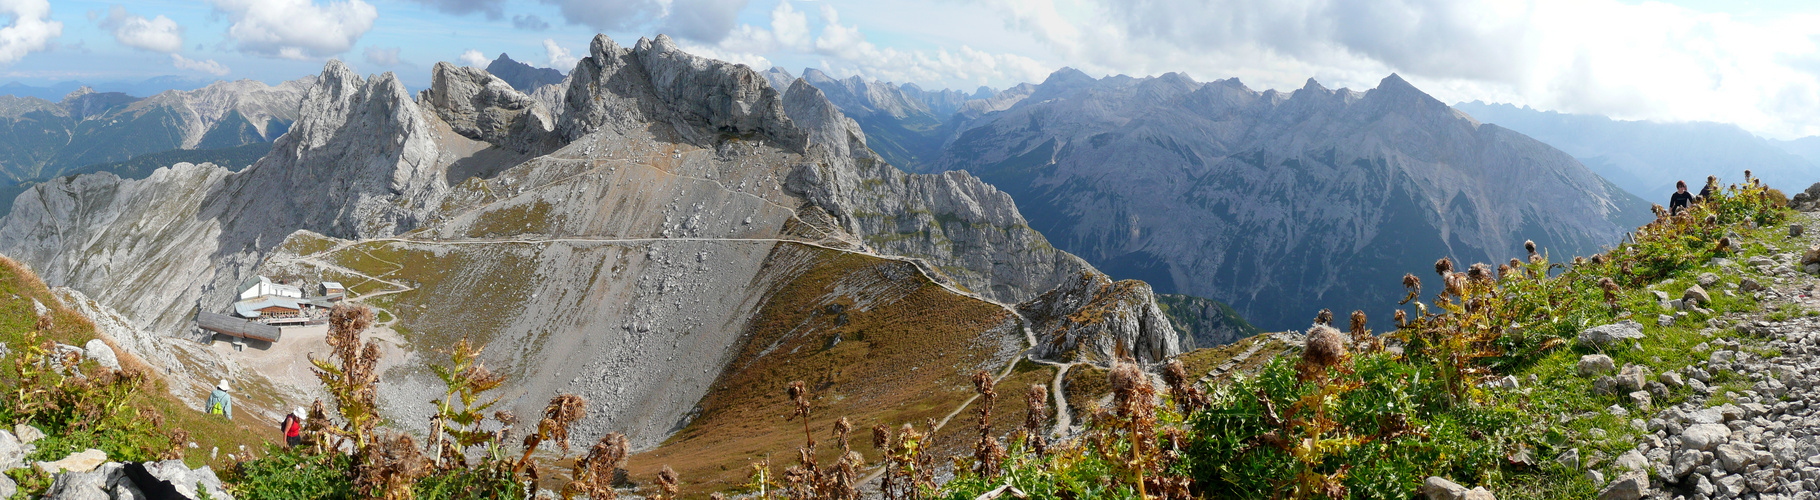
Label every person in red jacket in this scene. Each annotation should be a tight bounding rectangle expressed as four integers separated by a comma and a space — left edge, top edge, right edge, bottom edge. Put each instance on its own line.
281, 407, 304, 448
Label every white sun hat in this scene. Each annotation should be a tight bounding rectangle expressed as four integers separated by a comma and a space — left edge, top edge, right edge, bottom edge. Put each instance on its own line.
217, 379, 230, 391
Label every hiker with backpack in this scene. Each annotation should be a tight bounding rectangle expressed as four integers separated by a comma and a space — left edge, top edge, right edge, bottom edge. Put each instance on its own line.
206, 380, 233, 420
281, 407, 304, 448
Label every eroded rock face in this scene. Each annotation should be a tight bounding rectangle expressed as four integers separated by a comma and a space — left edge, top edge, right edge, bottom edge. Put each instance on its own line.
1021, 271, 1181, 364
421, 62, 556, 152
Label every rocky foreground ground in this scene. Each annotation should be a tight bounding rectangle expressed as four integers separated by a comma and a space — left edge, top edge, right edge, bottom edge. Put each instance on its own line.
1420, 210, 1820, 500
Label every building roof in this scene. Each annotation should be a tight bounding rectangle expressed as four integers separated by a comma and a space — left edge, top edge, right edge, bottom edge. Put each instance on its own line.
197, 312, 282, 343
237, 275, 267, 296
322, 281, 345, 290
234, 296, 303, 318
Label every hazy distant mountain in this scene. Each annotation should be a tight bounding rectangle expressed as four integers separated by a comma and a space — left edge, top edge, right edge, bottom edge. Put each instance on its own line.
484, 53, 566, 92
799, 68, 1015, 171
1774, 136, 1820, 173
0, 78, 310, 183
0, 75, 218, 101
869, 71, 1651, 331
1453, 101, 1820, 199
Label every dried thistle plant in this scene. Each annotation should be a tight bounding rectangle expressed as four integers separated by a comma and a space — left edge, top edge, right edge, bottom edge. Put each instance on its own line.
356, 431, 430, 500
787, 380, 815, 449
1434, 257, 1454, 277
970, 371, 1003, 478
1400, 273, 1421, 304
1021, 384, 1050, 455
1161, 360, 1207, 414
309, 303, 381, 449
1109, 364, 1157, 500
1313, 309, 1333, 326
656, 466, 680, 500
567, 432, 628, 500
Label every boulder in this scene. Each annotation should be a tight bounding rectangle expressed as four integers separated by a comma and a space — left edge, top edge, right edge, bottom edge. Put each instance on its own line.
140, 459, 236, 500
1577, 354, 1615, 376
1626, 391, 1651, 411
0, 430, 24, 471
1595, 471, 1647, 500
1615, 364, 1650, 392
1462, 487, 1495, 500
1654, 314, 1672, 327
1672, 448, 1703, 478
1577, 321, 1644, 348
37, 448, 107, 475
0, 474, 13, 498
1421, 476, 1468, 500
1682, 284, 1710, 306
1795, 224, 1809, 237
1679, 423, 1730, 450
14, 424, 43, 444
1740, 278, 1764, 292
44, 461, 127, 500
1613, 450, 1647, 471
1658, 371, 1683, 389
82, 339, 119, 371
1696, 272, 1720, 287
1715, 442, 1754, 472
1556, 448, 1580, 470
1803, 244, 1820, 266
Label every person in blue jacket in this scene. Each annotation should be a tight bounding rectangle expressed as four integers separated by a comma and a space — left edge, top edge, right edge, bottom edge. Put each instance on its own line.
205, 379, 233, 420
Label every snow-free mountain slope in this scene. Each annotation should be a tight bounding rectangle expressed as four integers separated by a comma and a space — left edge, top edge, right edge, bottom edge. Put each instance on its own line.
928, 72, 1650, 330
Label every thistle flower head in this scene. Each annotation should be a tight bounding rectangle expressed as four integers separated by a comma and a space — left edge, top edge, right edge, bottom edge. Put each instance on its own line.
1591, 254, 1606, 265
1314, 308, 1333, 325
1466, 263, 1491, 282
1393, 309, 1407, 328
1300, 325, 1348, 378
1434, 257, 1454, 276
1524, 240, 1537, 255
1348, 310, 1367, 336
1402, 273, 1420, 291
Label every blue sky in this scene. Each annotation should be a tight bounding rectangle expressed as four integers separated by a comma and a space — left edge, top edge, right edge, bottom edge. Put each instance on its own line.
6, 0, 1820, 139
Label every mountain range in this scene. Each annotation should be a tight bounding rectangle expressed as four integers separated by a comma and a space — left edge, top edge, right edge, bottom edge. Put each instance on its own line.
1453, 101, 1820, 200
805, 69, 1652, 330
0, 78, 311, 184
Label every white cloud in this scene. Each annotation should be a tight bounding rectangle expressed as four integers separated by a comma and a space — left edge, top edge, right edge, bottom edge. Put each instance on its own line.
769, 0, 808, 50
459, 49, 486, 68
99, 6, 183, 53
364, 46, 402, 67
170, 53, 229, 76
211, 0, 377, 60
0, 0, 62, 65
697, 1, 1047, 90
543, 39, 576, 69
538, 0, 748, 44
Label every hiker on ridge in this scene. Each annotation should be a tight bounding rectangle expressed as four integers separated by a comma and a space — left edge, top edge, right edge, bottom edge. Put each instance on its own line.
281, 407, 304, 448
1670, 180, 1694, 216
206, 379, 233, 420
1698, 175, 1718, 201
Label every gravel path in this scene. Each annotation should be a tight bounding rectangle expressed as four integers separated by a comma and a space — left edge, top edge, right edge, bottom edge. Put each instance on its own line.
1597, 212, 1820, 500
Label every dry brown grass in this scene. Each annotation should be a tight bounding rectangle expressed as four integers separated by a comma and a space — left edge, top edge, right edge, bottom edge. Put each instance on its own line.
626, 249, 1024, 497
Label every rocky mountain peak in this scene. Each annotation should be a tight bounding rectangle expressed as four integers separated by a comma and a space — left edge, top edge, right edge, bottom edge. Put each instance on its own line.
485, 53, 565, 93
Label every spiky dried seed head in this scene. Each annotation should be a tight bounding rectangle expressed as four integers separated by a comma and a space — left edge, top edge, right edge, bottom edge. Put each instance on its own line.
1524, 240, 1537, 255
1314, 308, 1333, 325
788, 380, 806, 403
1497, 263, 1511, 279
1591, 254, 1606, 265
1349, 310, 1367, 336
1529, 253, 1545, 265
657, 465, 680, 498
1393, 309, 1407, 327
1573, 256, 1587, 266
1434, 257, 1454, 276
1402, 273, 1420, 290
1108, 363, 1155, 419
971, 370, 995, 398
1302, 325, 1348, 371
834, 417, 852, 438
1467, 263, 1491, 282
872, 424, 889, 450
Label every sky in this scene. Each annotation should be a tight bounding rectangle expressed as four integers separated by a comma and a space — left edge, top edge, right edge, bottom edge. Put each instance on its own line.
5, 0, 1820, 139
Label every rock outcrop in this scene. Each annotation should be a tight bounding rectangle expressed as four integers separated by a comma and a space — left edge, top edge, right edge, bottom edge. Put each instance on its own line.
1021, 271, 1179, 364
